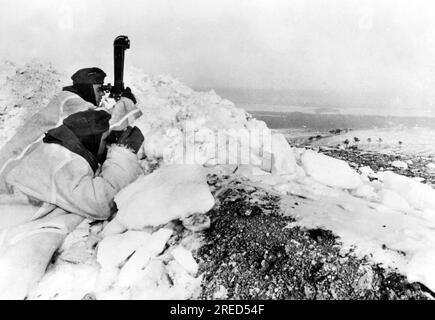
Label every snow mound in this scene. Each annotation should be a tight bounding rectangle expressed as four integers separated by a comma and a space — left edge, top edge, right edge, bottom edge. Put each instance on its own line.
300, 150, 362, 189
358, 166, 377, 181
114, 164, 215, 229
379, 189, 412, 212
271, 133, 297, 175
95, 228, 173, 295
0, 60, 64, 148
391, 160, 408, 170
407, 247, 435, 292
352, 183, 377, 200
171, 246, 199, 275
117, 228, 173, 288
125, 69, 276, 169
97, 231, 152, 269
378, 171, 435, 211
96, 228, 201, 300
426, 163, 435, 170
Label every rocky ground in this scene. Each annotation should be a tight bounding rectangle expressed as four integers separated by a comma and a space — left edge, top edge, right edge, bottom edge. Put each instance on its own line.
196, 172, 431, 300
317, 146, 435, 186
291, 131, 435, 185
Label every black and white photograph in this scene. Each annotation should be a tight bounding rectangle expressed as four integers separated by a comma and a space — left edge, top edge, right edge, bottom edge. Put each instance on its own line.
1, 0, 435, 304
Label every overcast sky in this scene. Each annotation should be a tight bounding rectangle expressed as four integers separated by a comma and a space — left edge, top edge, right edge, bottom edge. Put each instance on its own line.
1, 0, 435, 106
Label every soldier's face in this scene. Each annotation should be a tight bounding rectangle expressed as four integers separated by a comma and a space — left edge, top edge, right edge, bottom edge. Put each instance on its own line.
93, 84, 105, 106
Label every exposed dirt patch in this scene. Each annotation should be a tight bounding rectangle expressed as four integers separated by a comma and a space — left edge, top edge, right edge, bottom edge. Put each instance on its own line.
197, 174, 428, 300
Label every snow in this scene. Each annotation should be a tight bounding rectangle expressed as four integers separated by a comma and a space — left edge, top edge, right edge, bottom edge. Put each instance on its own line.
281, 184, 435, 284
358, 166, 377, 181
407, 248, 435, 291
3, 61, 435, 297
165, 260, 203, 299
379, 189, 412, 212
97, 231, 152, 269
352, 183, 377, 200
273, 183, 293, 195
271, 133, 298, 175
0, 61, 65, 149
235, 164, 273, 183
378, 170, 435, 211
300, 150, 362, 189
171, 246, 199, 275
213, 285, 229, 299
114, 164, 215, 229
116, 228, 172, 287
124, 71, 270, 168
126, 260, 171, 300
391, 160, 408, 170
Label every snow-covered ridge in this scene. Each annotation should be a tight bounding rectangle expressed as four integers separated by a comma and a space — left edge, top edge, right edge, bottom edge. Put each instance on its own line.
2, 61, 435, 298
120, 65, 435, 295
0, 60, 65, 149
125, 68, 273, 169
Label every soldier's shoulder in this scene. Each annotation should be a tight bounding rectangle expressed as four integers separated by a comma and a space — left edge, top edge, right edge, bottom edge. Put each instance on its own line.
60, 91, 95, 113
57, 90, 83, 102
43, 90, 81, 108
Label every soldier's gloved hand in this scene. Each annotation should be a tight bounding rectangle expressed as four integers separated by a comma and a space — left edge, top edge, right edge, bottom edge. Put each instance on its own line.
105, 130, 124, 145
121, 87, 137, 104
117, 126, 144, 154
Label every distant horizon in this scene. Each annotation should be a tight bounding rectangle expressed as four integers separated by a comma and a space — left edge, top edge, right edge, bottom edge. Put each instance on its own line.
193, 86, 435, 113
2, 58, 433, 115
2, 0, 435, 114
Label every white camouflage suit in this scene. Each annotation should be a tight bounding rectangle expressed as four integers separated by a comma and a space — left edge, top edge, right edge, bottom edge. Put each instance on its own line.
0, 91, 142, 299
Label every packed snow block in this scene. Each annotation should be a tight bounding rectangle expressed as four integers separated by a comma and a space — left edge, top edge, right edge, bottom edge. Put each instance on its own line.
171, 246, 199, 275
378, 171, 435, 211
127, 69, 271, 167
358, 166, 377, 182
129, 257, 201, 300
128, 259, 172, 300
271, 133, 298, 175
114, 164, 215, 229
407, 247, 435, 293
118, 228, 172, 287
165, 260, 203, 299
97, 231, 152, 269
236, 164, 269, 182
379, 189, 412, 212
352, 183, 377, 200
391, 160, 408, 170
301, 150, 362, 189
273, 183, 292, 195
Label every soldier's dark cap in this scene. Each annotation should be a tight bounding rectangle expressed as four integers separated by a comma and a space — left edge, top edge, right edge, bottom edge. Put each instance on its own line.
71, 67, 106, 85
63, 110, 111, 136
